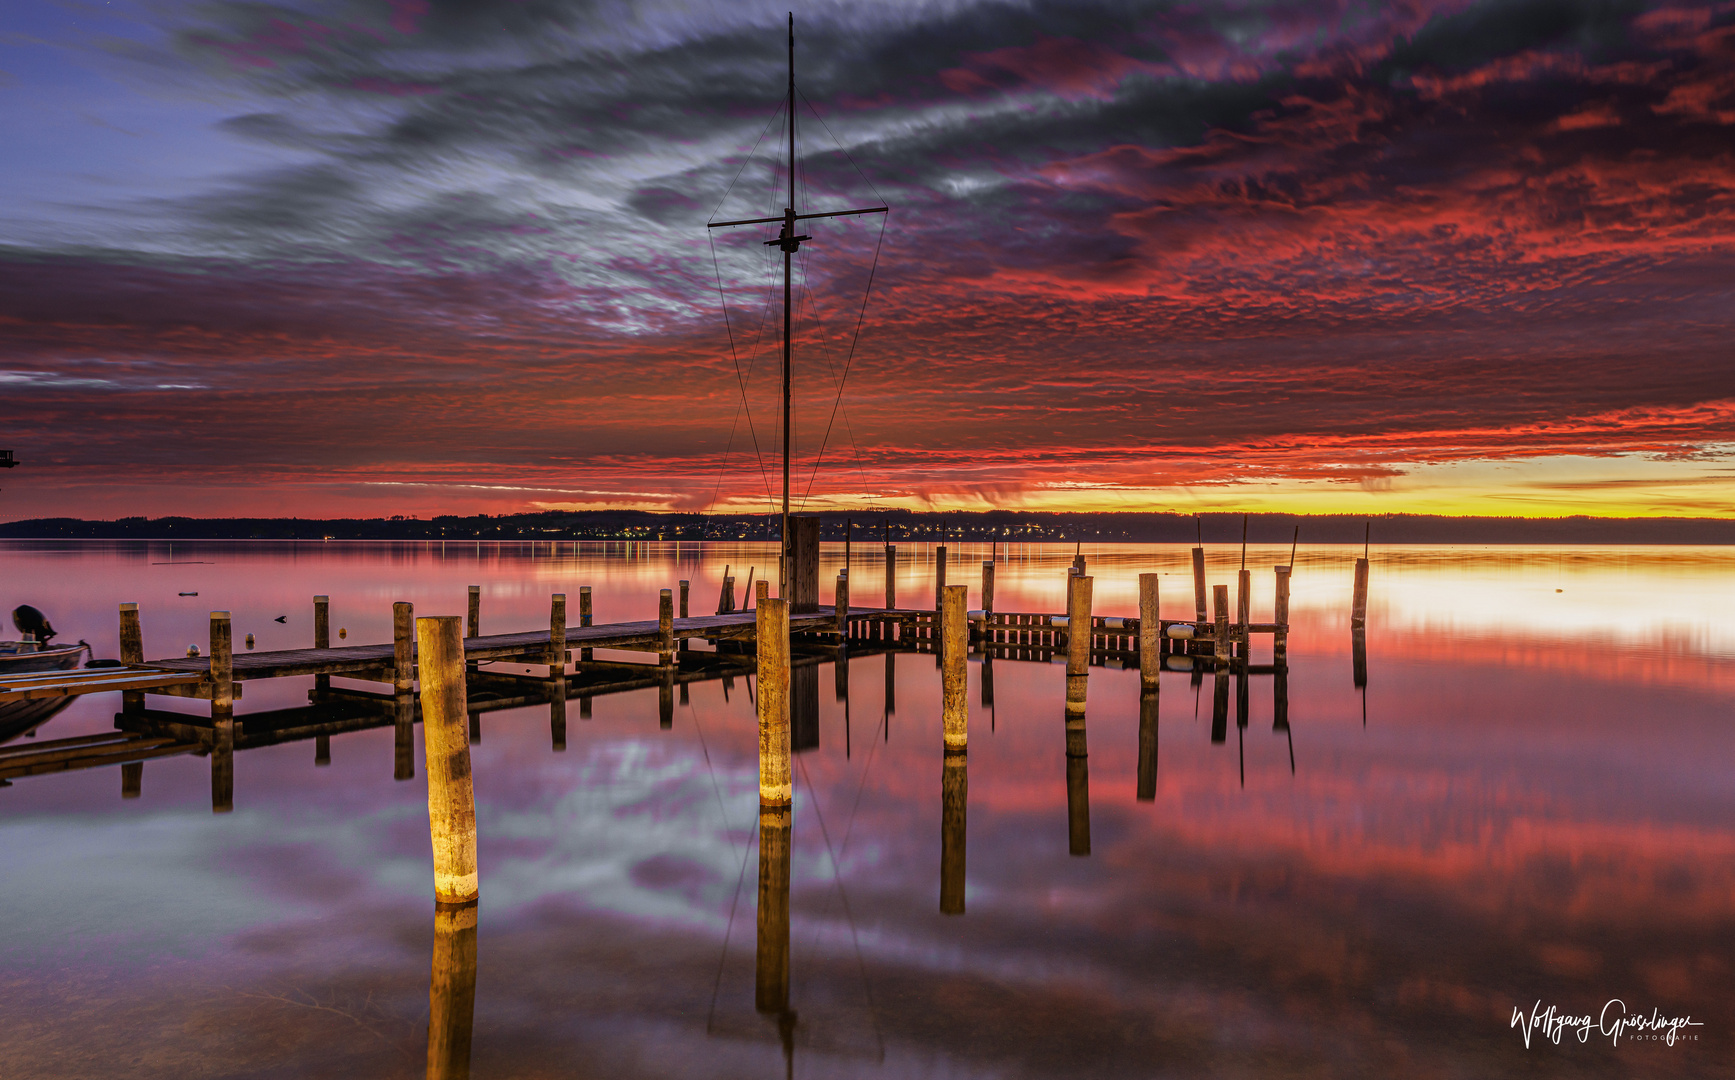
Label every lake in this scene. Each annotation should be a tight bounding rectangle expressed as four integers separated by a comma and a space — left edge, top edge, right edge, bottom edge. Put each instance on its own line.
1, 540, 1730, 1078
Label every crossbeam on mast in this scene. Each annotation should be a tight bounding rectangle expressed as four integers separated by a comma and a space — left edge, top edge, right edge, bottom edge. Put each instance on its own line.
707, 206, 888, 229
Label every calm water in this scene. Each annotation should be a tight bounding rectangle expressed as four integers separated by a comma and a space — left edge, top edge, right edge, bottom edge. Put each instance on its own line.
1, 540, 1731, 1078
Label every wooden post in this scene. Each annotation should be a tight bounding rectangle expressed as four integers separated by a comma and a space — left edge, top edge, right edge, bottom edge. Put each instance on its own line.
658, 588, 674, 665
934, 545, 948, 611
940, 746, 966, 914
1352, 557, 1370, 627
119, 602, 144, 713
1192, 546, 1208, 624
835, 571, 849, 636
1213, 585, 1230, 665
981, 561, 995, 616
549, 593, 566, 674
426, 901, 479, 1080
579, 585, 593, 661
941, 584, 968, 750
394, 601, 415, 693
789, 515, 821, 612
1138, 573, 1159, 691
1066, 573, 1093, 680
417, 615, 479, 906
678, 579, 690, 652
757, 597, 791, 806
885, 544, 897, 609
1274, 565, 1291, 660
1137, 688, 1158, 801
210, 611, 233, 814
314, 594, 334, 690
465, 587, 479, 640
1236, 567, 1251, 658
754, 802, 792, 1015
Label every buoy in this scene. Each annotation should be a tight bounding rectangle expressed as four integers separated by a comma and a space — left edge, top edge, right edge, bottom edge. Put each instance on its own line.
245, 633, 255, 649
186, 644, 200, 657
179, 592, 198, 597
339, 627, 347, 639
1165, 623, 1196, 640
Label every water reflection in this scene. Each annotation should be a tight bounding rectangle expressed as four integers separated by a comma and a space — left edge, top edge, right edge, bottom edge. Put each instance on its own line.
940, 747, 967, 913
754, 803, 795, 1068
426, 902, 478, 1080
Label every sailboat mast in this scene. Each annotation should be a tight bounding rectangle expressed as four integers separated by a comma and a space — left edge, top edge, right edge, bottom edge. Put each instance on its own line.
780, 13, 795, 598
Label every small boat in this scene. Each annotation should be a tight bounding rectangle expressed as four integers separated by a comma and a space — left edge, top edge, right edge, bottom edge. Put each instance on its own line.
0, 639, 93, 745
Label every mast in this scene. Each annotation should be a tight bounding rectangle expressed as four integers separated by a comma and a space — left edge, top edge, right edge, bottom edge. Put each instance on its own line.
706, 13, 888, 599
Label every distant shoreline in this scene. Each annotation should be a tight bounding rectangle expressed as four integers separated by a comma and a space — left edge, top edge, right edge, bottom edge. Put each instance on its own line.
2, 510, 1732, 545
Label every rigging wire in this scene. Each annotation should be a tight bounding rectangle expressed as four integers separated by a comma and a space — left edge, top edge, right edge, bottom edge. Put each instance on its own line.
796, 215, 887, 507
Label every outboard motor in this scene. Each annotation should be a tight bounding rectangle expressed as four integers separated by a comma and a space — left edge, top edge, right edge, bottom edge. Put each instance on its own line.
12, 605, 57, 644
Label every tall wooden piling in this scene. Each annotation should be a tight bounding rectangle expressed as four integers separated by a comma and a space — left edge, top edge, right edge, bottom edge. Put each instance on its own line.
755, 801, 792, 1015
417, 615, 479, 906
935, 545, 948, 612
549, 593, 567, 673
393, 601, 415, 693
1236, 568, 1251, 658
1138, 574, 1159, 691
579, 586, 593, 661
314, 594, 332, 690
426, 901, 479, 1080
678, 579, 690, 651
1192, 546, 1208, 624
210, 611, 233, 814
1065, 573, 1093, 681
1212, 585, 1230, 665
981, 561, 995, 616
940, 746, 966, 914
757, 597, 791, 807
885, 544, 897, 609
658, 589, 674, 665
1352, 557, 1370, 627
941, 584, 968, 750
835, 571, 850, 636
788, 515, 821, 612
119, 602, 143, 713
1274, 565, 1292, 660
465, 587, 479, 640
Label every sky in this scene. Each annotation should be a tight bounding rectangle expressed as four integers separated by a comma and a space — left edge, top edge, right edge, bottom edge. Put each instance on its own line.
1, 0, 1733, 521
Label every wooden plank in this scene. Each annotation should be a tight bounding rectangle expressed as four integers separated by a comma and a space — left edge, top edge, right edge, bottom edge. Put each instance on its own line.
0, 739, 195, 779
0, 671, 204, 701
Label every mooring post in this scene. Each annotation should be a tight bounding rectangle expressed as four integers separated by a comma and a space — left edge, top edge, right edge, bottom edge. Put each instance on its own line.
426, 900, 479, 1080
678, 579, 690, 652
579, 585, 593, 662
465, 587, 479, 640
119, 602, 144, 713
549, 593, 567, 675
1274, 565, 1292, 660
1213, 585, 1230, 666
885, 544, 897, 609
208, 610, 234, 813
417, 615, 479, 906
1236, 568, 1251, 658
941, 584, 968, 751
1066, 573, 1093, 680
1138, 573, 1160, 690
935, 544, 948, 613
835, 570, 849, 636
394, 601, 415, 693
1192, 546, 1208, 625
313, 594, 332, 691
1352, 557, 1370, 627
941, 744, 966, 914
757, 596, 791, 807
658, 588, 674, 665
981, 560, 995, 619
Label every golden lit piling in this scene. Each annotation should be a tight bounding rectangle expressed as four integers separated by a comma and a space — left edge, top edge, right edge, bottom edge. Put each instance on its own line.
426, 900, 479, 1080
1274, 565, 1292, 660
757, 596, 792, 807
941, 584, 968, 750
210, 611, 233, 814
1065, 573, 1093, 682
1138, 574, 1159, 691
940, 745, 967, 914
417, 615, 478, 906
1192, 546, 1208, 625
1213, 585, 1230, 666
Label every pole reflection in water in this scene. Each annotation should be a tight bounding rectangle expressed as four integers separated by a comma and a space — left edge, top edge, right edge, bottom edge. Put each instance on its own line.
1065, 674, 1090, 857
941, 747, 967, 913
550, 676, 567, 752
1236, 666, 1249, 788
883, 652, 894, 742
426, 901, 479, 1080
121, 760, 142, 799
394, 693, 416, 782
1136, 688, 1158, 801
1274, 665, 1295, 773
315, 732, 331, 766
1352, 626, 1369, 726
755, 802, 797, 1068
211, 727, 234, 814
1210, 669, 1228, 744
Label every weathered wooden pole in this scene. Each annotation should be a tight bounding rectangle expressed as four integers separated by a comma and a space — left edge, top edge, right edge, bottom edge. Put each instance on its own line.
1191, 546, 1208, 624
1352, 557, 1370, 627
119, 602, 144, 713
678, 579, 690, 652
940, 745, 966, 914
394, 601, 415, 693
1066, 573, 1094, 680
417, 615, 479, 906
1138, 574, 1159, 691
1137, 687, 1158, 801
550, 592, 568, 752
465, 587, 479, 640
549, 593, 566, 675
579, 585, 593, 662
210, 611, 233, 814
1274, 565, 1292, 660
1212, 585, 1230, 666
941, 584, 968, 751
885, 544, 897, 609
426, 900, 478, 1080
757, 596, 792, 807
934, 544, 948, 612
1236, 568, 1251, 658
658, 588, 674, 665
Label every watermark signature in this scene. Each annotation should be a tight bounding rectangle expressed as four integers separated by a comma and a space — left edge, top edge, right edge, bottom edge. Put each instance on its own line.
1512, 1000, 1703, 1048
